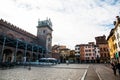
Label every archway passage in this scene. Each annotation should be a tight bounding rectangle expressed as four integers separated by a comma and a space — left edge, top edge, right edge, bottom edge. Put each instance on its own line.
26, 52, 31, 62
32, 53, 37, 62
16, 51, 23, 62
38, 54, 42, 59
3, 49, 12, 62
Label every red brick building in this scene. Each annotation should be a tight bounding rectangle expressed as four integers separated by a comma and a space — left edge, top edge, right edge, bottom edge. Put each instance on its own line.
95, 35, 110, 63
0, 18, 53, 63
75, 42, 96, 63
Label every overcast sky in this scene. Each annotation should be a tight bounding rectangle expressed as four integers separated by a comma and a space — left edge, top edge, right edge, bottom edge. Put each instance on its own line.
0, 0, 120, 49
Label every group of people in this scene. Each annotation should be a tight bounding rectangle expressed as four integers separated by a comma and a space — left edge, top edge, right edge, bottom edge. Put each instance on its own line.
111, 61, 120, 76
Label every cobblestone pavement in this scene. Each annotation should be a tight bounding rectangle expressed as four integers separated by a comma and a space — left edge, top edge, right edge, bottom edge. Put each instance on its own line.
0, 64, 89, 80
85, 65, 99, 80
94, 64, 120, 80
1, 64, 119, 80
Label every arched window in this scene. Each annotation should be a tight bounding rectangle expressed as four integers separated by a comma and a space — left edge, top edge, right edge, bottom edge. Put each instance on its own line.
8, 33, 14, 38
20, 38, 25, 41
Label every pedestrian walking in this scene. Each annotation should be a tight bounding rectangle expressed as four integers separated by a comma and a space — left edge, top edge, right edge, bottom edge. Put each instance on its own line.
28, 58, 31, 70
111, 61, 117, 76
66, 60, 69, 65
116, 62, 120, 75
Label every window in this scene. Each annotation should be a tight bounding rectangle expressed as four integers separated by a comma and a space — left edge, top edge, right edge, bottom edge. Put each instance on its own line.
86, 57, 89, 60
104, 53, 106, 57
95, 51, 96, 53
85, 50, 88, 52
88, 57, 89, 60
98, 51, 100, 53
88, 46, 91, 48
92, 57, 94, 59
89, 50, 91, 52
89, 54, 91, 56
100, 48, 102, 51
48, 38, 51, 42
104, 48, 106, 51
101, 53, 103, 57
43, 30, 46, 34
8, 33, 14, 38
75, 47, 79, 50
75, 48, 77, 50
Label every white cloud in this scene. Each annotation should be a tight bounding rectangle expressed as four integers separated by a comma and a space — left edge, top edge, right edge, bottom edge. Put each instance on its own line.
0, 0, 120, 49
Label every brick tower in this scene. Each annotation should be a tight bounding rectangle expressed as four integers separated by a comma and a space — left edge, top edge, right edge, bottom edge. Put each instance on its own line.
37, 18, 53, 57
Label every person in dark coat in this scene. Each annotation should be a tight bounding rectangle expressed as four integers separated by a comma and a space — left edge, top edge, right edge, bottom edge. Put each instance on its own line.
111, 62, 117, 76
116, 62, 120, 75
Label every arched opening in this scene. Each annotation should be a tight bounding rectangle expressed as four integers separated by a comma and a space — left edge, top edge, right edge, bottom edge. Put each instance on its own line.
20, 38, 25, 41
3, 49, 12, 62
16, 51, 23, 62
26, 52, 30, 62
38, 54, 41, 59
33, 53, 37, 62
7, 33, 14, 39
0, 29, 2, 33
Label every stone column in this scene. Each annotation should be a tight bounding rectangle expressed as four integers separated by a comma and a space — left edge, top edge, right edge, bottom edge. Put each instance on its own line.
2, 54, 6, 62
11, 52, 14, 62
24, 43, 28, 62
14, 40, 19, 62
1, 37, 6, 62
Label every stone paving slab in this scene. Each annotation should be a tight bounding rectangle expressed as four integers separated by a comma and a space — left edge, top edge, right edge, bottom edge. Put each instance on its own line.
52, 64, 89, 69
0, 64, 88, 80
95, 64, 120, 80
85, 65, 99, 80
2, 64, 119, 80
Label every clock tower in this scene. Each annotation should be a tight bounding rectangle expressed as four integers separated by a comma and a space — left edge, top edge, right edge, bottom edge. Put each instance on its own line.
37, 18, 53, 57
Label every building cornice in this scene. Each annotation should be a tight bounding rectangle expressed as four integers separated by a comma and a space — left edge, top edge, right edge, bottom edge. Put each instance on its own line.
0, 19, 37, 39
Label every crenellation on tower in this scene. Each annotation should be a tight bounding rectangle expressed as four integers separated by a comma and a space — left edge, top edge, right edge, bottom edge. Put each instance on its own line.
37, 18, 53, 31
